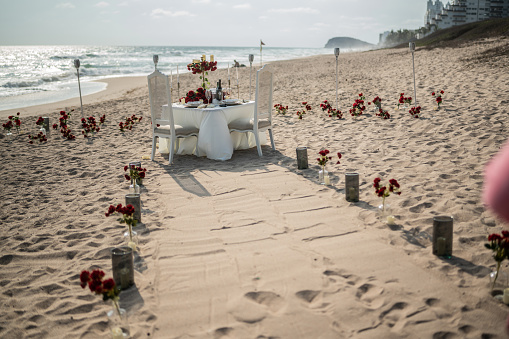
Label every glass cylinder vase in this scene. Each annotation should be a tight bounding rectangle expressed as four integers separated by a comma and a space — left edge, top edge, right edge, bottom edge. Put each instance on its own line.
123, 229, 138, 252
319, 167, 329, 185
128, 183, 140, 195
107, 301, 130, 338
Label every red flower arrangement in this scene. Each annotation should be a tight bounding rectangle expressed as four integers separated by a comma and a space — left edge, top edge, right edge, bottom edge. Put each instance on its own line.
185, 88, 209, 103
376, 108, 391, 119
124, 165, 147, 184
80, 269, 121, 314
320, 100, 343, 119
409, 106, 422, 118
317, 149, 342, 167
274, 103, 288, 115
373, 177, 401, 212
485, 231, 509, 290
35, 116, 45, 129
397, 93, 412, 109
187, 58, 218, 90
119, 114, 142, 132
349, 93, 366, 117
81, 115, 105, 138
3, 112, 21, 134
371, 96, 382, 109
296, 102, 312, 119
432, 90, 444, 109
52, 109, 76, 140
28, 132, 47, 144
105, 203, 138, 250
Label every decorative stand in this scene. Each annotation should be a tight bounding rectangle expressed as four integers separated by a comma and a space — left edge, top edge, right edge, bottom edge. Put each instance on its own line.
345, 172, 359, 202
432, 216, 453, 258
74, 59, 84, 119
125, 194, 141, 223
111, 246, 134, 290
409, 42, 417, 106
334, 48, 340, 111
296, 147, 308, 169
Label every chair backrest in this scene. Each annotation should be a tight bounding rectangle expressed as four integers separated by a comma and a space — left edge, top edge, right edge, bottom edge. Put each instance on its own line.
253, 64, 273, 127
147, 70, 175, 133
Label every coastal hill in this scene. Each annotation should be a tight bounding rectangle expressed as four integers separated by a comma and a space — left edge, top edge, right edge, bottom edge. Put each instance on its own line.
324, 36, 374, 50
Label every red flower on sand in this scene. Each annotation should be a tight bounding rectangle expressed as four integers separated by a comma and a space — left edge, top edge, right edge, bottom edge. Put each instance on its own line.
296, 102, 312, 119
431, 90, 445, 109
374, 177, 401, 212
79, 269, 121, 314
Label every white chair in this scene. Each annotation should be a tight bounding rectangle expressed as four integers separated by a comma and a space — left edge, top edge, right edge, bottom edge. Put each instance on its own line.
147, 70, 199, 164
228, 64, 276, 156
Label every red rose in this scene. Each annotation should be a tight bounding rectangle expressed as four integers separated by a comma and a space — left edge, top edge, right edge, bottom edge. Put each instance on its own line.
102, 278, 116, 291
80, 271, 90, 288
125, 174, 130, 181
431, 92, 435, 96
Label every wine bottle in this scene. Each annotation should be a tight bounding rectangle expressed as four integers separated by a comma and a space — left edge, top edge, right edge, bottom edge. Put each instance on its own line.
216, 79, 223, 101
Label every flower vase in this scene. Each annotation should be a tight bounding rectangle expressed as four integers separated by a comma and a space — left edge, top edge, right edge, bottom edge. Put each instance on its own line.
128, 183, 140, 195
39, 126, 46, 135
6, 130, 12, 136
378, 202, 391, 218
107, 300, 130, 338
123, 227, 138, 252
490, 267, 508, 293
319, 167, 329, 185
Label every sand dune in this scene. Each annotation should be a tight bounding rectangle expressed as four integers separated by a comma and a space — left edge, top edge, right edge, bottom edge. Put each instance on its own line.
1, 38, 509, 338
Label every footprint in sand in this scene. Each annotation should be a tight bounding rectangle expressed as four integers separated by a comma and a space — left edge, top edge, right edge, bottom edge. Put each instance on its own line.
229, 291, 286, 324
355, 282, 385, 310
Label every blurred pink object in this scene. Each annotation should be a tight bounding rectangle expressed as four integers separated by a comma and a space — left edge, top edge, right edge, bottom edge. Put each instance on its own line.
483, 140, 509, 223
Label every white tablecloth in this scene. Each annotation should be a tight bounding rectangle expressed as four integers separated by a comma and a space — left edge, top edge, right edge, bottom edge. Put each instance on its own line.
159, 102, 267, 161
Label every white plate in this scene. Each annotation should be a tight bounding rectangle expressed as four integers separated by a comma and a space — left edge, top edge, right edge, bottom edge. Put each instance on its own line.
223, 99, 241, 105
185, 101, 201, 108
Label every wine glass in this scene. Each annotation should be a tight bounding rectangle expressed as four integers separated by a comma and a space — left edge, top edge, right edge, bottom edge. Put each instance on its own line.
224, 88, 231, 99
206, 90, 212, 104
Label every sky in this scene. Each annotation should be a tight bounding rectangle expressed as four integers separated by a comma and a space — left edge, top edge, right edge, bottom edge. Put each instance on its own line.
0, 0, 428, 47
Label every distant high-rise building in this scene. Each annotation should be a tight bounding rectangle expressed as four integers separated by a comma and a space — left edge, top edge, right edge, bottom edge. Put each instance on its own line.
425, 0, 509, 30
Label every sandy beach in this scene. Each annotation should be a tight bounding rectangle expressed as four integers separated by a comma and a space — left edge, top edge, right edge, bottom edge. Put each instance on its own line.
1, 38, 509, 338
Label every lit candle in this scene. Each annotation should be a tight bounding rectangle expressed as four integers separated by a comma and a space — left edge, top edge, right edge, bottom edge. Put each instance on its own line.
128, 241, 137, 252
324, 175, 331, 186
503, 288, 509, 304
386, 215, 396, 225
210, 54, 214, 62
202, 54, 206, 61
111, 327, 124, 339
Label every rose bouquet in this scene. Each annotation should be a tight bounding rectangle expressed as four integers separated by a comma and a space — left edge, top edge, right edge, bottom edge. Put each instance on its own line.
187, 58, 218, 90
52, 109, 76, 140
373, 177, 401, 214
28, 132, 48, 144
376, 108, 391, 119
296, 102, 312, 120
397, 93, 412, 109
409, 106, 422, 118
106, 203, 138, 251
349, 93, 366, 117
274, 104, 288, 115
185, 88, 208, 103
317, 150, 342, 185
81, 116, 100, 138
320, 100, 343, 119
371, 96, 382, 110
119, 114, 142, 132
485, 231, 509, 290
3, 112, 21, 135
35, 117, 46, 133
432, 90, 444, 109
124, 164, 147, 188
79, 269, 127, 336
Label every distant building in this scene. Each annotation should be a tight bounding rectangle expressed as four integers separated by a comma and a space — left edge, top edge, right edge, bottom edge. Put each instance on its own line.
379, 31, 390, 45
425, 0, 509, 30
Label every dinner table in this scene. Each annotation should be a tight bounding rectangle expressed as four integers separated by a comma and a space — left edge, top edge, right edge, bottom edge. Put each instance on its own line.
158, 100, 267, 161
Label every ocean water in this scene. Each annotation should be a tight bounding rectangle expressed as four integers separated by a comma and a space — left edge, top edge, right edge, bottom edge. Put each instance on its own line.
0, 45, 328, 111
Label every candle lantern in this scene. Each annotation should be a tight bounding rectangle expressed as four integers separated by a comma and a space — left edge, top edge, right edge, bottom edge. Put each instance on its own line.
153, 55, 159, 70
296, 147, 308, 169
432, 216, 453, 258
43, 117, 50, 135
74, 59, 84, 119
111, 246, 134, 290
345, 172, 359, 202
125, 193, 141, 223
